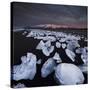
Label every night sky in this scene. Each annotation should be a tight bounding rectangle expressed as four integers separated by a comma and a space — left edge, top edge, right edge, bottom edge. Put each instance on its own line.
11, 2, 87, 29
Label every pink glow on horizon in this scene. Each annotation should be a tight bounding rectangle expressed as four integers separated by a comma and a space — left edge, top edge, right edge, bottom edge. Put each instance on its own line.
34, 23, 87, 29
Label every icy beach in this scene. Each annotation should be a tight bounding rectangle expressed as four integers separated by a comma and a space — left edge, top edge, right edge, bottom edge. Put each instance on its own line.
11, 28, 88, 88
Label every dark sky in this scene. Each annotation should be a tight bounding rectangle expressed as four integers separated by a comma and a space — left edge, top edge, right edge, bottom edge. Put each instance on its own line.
12, 2, 87, 29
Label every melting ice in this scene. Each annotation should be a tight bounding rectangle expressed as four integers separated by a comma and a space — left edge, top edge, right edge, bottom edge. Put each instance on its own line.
41, 58, 56, 78
55, 63, 84, 85
13, 53, 37, 81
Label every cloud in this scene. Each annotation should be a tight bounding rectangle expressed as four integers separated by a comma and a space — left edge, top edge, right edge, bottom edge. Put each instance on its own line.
12, 2, 87, 28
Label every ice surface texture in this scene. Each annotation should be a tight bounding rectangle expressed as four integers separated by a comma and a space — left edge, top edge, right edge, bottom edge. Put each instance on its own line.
41, 58, 56, 78
13, 83, 26, 88
65, 49, 76, 62
53, 52, 62, 63
13, 53, 37, 81
56, 42, 61, 48
36, 40, 54, 56
55, 63, 84, 85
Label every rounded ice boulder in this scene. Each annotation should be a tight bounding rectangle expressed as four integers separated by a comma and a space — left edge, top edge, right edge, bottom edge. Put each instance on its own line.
56, 42, 61, 48
55, 63, 84, 85
61, 43, 66, 49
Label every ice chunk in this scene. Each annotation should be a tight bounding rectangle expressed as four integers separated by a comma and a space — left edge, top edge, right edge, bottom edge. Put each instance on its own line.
81, 53, 88, 65
55, 63, 84, 85
34, 36, 56, 42
84, 39, 88, 42
85, 47, 88, 52
61, 43, 66, 49
56, 42, 61, 48
53, 52, 60, 60
22, 31, 28, 35
42, 45, 54, 56
75, 48, 83, 54
36, 40, 54, 56
53, 52, 62, 63
13, 53, 37, 81
36, 40, 45, 50
65, 49, 76, 62
21, 56, 27, 63
78, 64, 87, 73
67, 40, 80, 51
13, 83, 26, 88
41, 58, 56, 78
37, 59, 42, 64
59, 38, 66, 43
44, 36, 56, 42
26, 31, 35, 37
76, 47, 88, 54
76, 47, 88, 65
45, 40, 51, 47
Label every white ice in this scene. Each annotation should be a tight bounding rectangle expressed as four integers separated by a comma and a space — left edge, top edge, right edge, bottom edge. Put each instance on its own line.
13, 83, 26, 88
78, 64, 87, 73
65, 49, 76, 62
13, 53, 37, 81
75, 47, 88, 65
61, 43, 66, 49
53, 52, 62, 63
36, 40, 54, 56
25, 29, 81, 43
56, 42, 61, 48
37, 59, 42, 64
36, 40, 45, 50
41, 58, 56, 78
55, 63, 84, 85
67, 40, 80, 51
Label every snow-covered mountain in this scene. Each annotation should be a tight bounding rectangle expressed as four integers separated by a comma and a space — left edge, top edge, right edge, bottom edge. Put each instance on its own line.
30, 24, 87, 30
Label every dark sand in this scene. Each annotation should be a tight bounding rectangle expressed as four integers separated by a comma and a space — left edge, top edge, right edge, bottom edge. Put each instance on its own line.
11, 29, 88, 88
